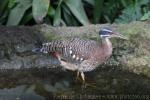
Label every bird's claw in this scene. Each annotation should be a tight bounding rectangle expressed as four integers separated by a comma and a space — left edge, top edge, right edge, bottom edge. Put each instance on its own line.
81, 81, 97, 89
75, 71, 97, 89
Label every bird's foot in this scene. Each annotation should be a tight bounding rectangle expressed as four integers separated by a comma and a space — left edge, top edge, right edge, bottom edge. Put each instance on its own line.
75, 71, 80, 81
75, 71, 81, 83
75, 71, 97, 89
81, 81, 97, 89
76, 80, 97, 90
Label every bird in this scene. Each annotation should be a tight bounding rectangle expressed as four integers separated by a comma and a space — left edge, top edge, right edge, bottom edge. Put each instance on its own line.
32, 27, 127, 85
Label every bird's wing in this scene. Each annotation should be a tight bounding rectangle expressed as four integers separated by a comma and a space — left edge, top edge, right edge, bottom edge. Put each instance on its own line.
41, 38, 98, 63
61, 38, 97, 63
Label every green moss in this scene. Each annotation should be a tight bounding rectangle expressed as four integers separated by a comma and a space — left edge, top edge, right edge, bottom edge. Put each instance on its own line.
43, 32, 61, 41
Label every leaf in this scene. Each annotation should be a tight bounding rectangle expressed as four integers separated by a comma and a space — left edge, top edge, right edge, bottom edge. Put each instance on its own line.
32, 0, 50, 23
64, 0, 89, 25
53, 6, 61, 26
8, 0, 18, 9
83, 0, 95, 5
115, 5, 141, 23
20, 12, 33, 24
115, 0, 150, 23
53, 0, 63, 26
6, 0, 32, 26
47, 6, 55, 17
62, 4, 79, 26
138, 0, 149, 5
140, 11, 150, 20
93, 0, 104, 23
0, 0, 9, 15
102, 0, 120, 23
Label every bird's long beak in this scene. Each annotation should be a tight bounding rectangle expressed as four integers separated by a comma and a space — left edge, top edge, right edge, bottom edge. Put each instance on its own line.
111, 32, 128, 40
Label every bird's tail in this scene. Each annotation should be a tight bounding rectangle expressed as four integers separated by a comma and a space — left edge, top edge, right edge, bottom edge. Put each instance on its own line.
32, 45, 49, 54
32, 41, 63, 54
32, 48, 42, 53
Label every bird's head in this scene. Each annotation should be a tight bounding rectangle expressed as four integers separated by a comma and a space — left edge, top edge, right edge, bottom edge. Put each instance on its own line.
99, 27, 127, 40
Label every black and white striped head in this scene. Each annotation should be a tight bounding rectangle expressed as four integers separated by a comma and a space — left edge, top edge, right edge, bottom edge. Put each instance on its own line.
99, 27, 113, 38
99, 27, 127, 39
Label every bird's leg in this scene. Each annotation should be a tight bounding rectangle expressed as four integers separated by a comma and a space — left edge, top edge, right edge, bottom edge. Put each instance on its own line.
81, 72, 97, 89
81, 72, 85, 84
75, 71, 81, 84
75, 71, 96, 89
76, 71, 80, 81
75, 71, 85, 83
75, 71, 86, 88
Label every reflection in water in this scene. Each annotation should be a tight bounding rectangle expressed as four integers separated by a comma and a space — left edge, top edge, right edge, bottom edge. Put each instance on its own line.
0, 67, 150, 100
0, 86, 44, 100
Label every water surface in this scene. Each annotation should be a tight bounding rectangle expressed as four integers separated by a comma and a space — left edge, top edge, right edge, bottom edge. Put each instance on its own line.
0, 66, 149, 100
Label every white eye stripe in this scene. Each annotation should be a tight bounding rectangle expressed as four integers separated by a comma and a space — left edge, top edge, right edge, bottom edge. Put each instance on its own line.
100, 35, 110, 38
102, 29, 112, 33
100, 35, 110, 36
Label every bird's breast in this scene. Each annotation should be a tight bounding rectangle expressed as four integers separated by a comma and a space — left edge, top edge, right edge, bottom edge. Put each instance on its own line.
91, 45, 112, 65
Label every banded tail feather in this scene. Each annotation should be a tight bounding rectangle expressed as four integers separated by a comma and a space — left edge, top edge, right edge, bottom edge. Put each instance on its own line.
32, 41, 65, 54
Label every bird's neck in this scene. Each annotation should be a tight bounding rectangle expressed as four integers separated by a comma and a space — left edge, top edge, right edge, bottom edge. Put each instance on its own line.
101, 38, 112, 56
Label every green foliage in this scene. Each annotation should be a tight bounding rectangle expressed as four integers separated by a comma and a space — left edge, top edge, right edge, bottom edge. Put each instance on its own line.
53, 0, 62, 26
32, 0, 50, 23
115, 0, 150, 23
0, 0, 9, 25
7, 0, 32, 25
93, 0, 104, 23
64, 0, 89, 25
141, 11, 150, 20
0, 0, 90, 26
0, 0, 150, 26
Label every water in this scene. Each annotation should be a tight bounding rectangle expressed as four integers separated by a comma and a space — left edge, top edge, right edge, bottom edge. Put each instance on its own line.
0, 66, 149, 100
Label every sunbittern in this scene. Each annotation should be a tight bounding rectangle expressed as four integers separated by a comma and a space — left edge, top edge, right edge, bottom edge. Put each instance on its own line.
32, 27, 127, 85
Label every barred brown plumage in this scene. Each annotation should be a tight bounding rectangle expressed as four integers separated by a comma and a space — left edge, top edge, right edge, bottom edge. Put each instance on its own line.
41, 38, 96, 64
32, 27, 127, 84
